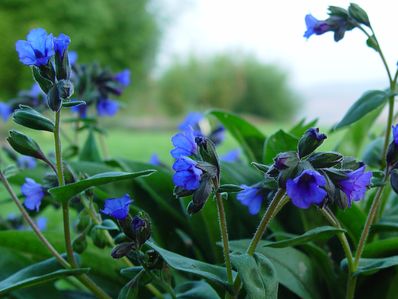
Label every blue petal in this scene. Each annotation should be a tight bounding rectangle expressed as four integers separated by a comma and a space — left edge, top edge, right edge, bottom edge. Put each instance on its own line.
16, 40, 36, 65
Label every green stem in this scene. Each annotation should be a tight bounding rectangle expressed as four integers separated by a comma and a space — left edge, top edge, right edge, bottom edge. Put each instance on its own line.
0, 171, 112, 299
54, 110, 112, 299
215, 192, 233, 297
247, 189, 286, 255
320, 207, 355, 299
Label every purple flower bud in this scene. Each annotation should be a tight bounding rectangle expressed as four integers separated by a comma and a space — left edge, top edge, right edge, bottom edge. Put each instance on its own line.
17, 156, 37, 169
132, 216, 146, 232
96, 99, 119, 117
21, 178, 45, 211
237, 185, 264, 215
114, 69, 131, 87
170, 127, 198, 158
16, 28, 54, 66
338, 166, 372, 206
0, 102, 12, 122
172, 157, 203, 190
54, 33, 71, 59
286, 169, 327, 209
101, 194, 132, 220
393, 125, 398, 145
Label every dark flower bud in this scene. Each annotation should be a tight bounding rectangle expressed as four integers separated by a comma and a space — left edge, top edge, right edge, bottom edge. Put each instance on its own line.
76, 210, 92, 233
348, 3, 370, 27
47, 85, 62, 112
173, 186, 195, 198
298, 128, 327, 158
32, 66, 53, 94
7, 130, 46, 160
390, 168, 398, 195
111, 242, 134, 259
251, 162, 270, 174
145, 249, 164, 270
120, 214, 151, 249
195, 137, 220, 181
274, 151, 299, 170
387, 125, 398, 167
188, 174, 213, 215
57, 80, 74, 100
308, 151, 343, 168
72, 234, 88, 254
12, 105, 55, 132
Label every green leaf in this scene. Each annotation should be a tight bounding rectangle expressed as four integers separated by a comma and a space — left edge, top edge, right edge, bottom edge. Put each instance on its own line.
344, 256, 398, 276
12, 105, 55, 132
0, 256, 89, 295
336, 204, 367, 245
79, 129, 101, 162
147, 242, 236, 292
62, 100, 86, 108
264, 226, 345, 248
333, 90, 388, 130
362, 137, 383, 168
208, 110, 266, 162
229, 240, 321, 299
118, 269, 144, 299
95, 219, 119, 231
48, 170, 155, 202
231, 253, 278, 299
363, 237, 398, 258
263, 130, 298, 164
173, 281, 221, 299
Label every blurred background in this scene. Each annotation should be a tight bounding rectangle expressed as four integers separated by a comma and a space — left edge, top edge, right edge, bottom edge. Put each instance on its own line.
0, 0, 396, 157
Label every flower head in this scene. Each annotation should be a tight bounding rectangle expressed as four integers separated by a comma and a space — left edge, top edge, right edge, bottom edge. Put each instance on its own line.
68, 51, 78, 65
237, 185, 264, 215
21, 178, 45, 211
54, 33, 71, 58
16, 28, 54, 66
286, 169, 327, 209
172, 157, 202, 190
392, 125, 398, 145
338, 166, 372, 206
171, 127, 198, 158
114, 69, 131, 87
96, 99, 119, 117
179, 112, 204, 131
17, 156, 37, 169
70, 100, 87, 118
0, 102, 12, 122
220, 149, 241, 163
304, 14, 332, 39
101, 194, 132, 220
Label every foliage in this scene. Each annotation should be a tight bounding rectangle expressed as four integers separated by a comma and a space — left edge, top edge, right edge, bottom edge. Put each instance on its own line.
156, 54, 299, 120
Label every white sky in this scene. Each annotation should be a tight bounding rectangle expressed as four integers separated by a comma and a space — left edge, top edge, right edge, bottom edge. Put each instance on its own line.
158, 0, 397, 87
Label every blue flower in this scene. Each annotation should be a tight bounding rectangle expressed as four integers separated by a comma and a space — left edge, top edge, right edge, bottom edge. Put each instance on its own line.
237, 185, 264, 215
28, 83, 43, 98
392, 124, 398, 145
338, 166, 372, 206
16, 28, 54, 66
70, 100, 87, 118
17, 156, 37, 169
21, 178, 45, 211
172, 157, 202, 190
36, 217, 47, 231
171, 127, 198, 158
149, 153, 161, 166
0, 102, 12, 122
114, 69, 131, 87
68, 51, 78, 65
96, 99, 119, 117
304, 14, 332, 39
179, 112, 204, 131
101, 194, 132, 220
54, 33, 71, 59
286, 169, 327, 209
220, 149, 241, 163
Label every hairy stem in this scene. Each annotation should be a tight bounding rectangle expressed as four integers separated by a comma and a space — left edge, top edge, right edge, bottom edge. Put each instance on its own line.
215, 192, 234, 298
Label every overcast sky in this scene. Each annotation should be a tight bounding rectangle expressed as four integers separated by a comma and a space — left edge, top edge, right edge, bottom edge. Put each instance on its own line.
158, 0, 397, 89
